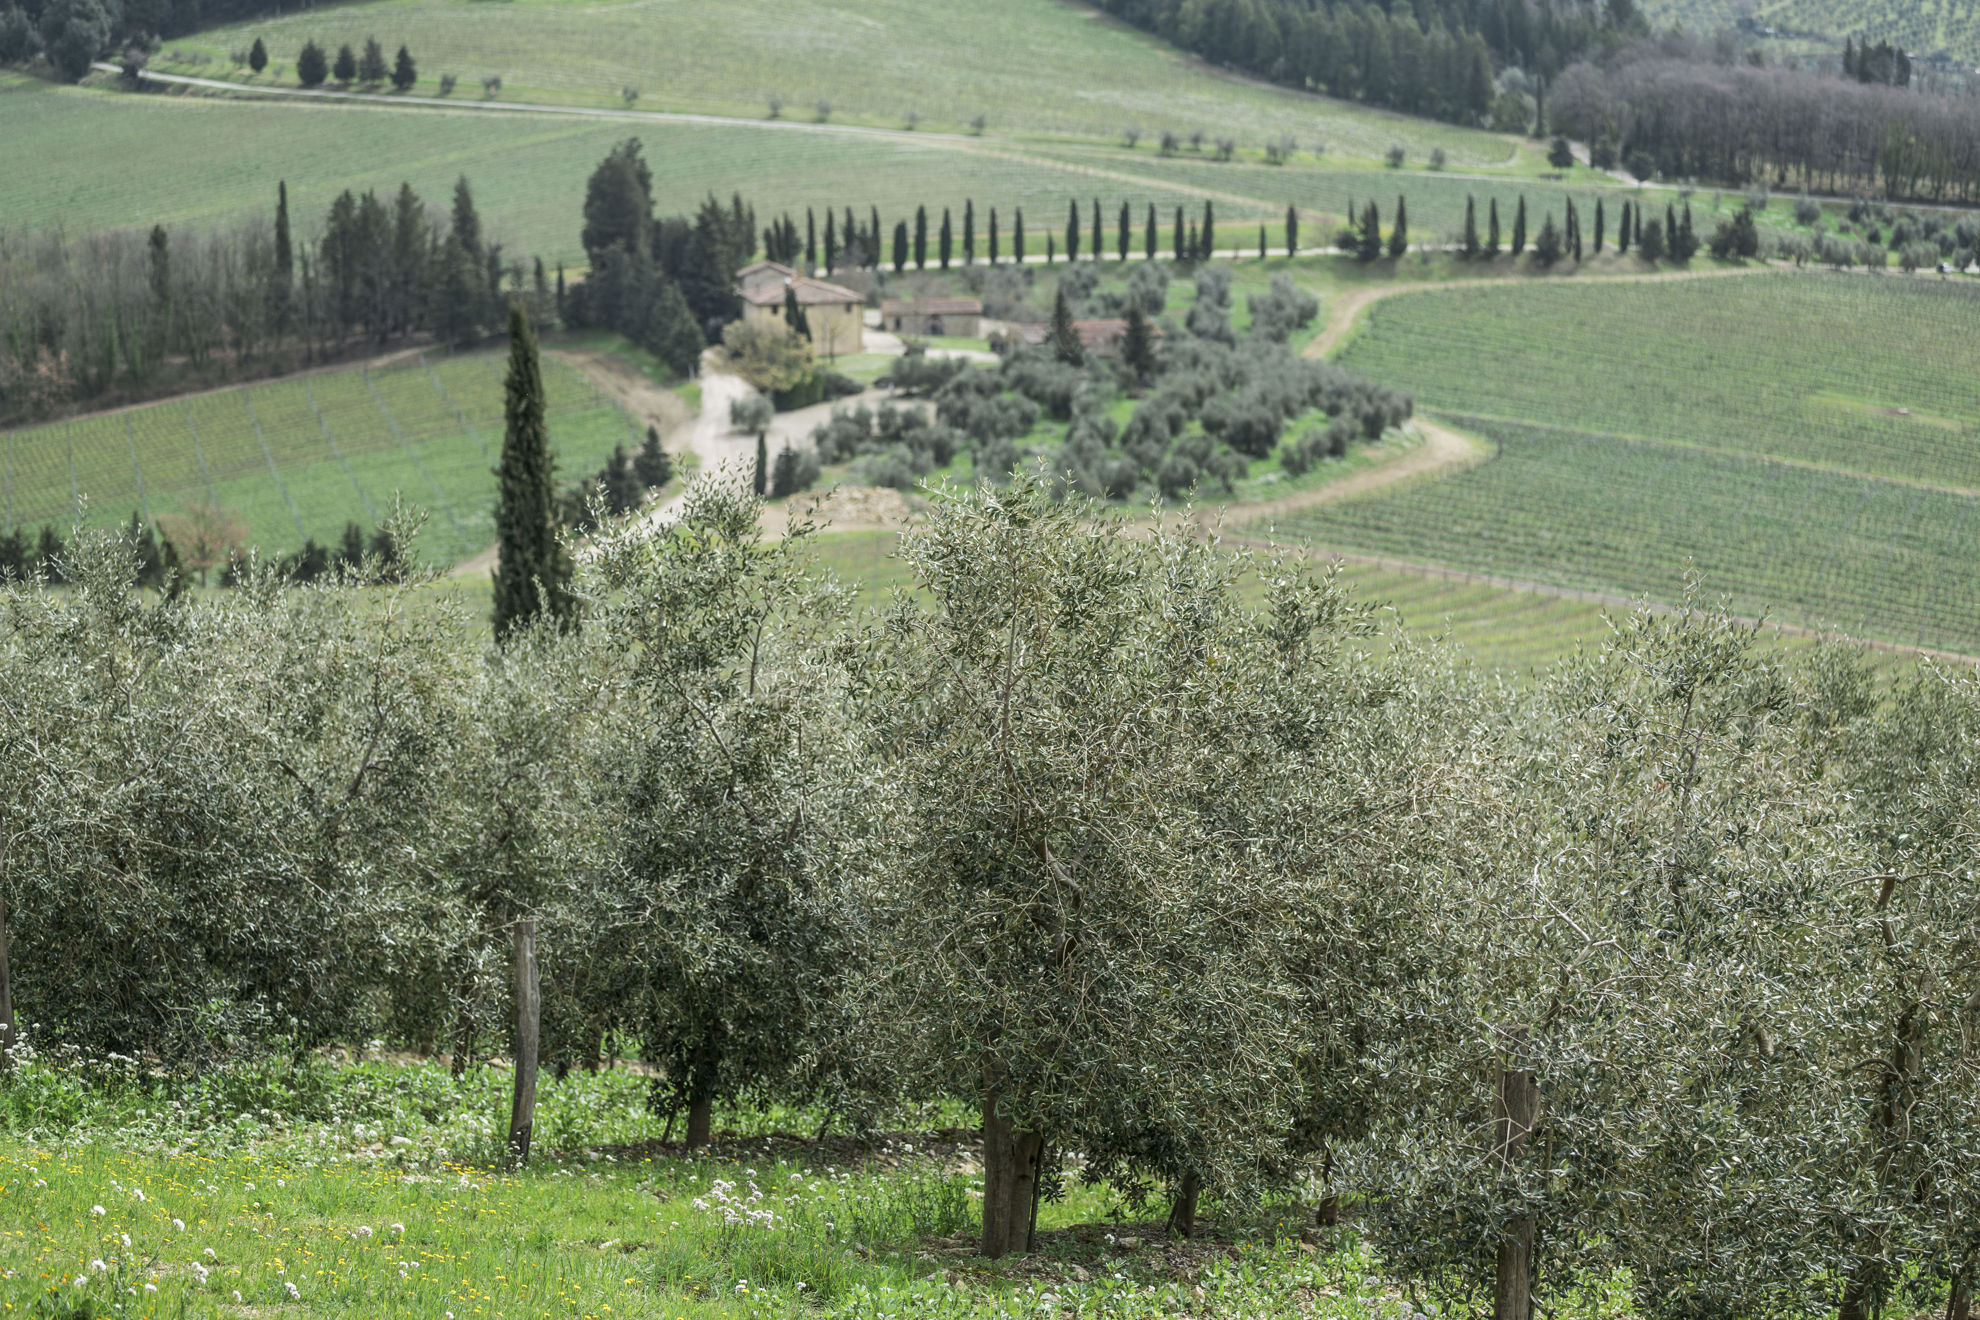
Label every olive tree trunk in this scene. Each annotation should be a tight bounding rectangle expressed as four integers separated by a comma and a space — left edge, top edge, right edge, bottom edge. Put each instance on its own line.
1167, 1169, 1202, 1239
1494, 1061, 1540, 1320
981, 1093, 1043, 1258
506, 919, 540, 1164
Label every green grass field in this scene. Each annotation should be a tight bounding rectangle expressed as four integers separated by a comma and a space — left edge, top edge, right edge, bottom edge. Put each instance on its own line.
1, 351, 631, 568
1336, 272, 1980, 490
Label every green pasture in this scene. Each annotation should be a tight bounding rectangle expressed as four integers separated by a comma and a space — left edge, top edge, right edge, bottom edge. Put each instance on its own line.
0, 351, 631, 568
153, 0, 1515, 159
1336, 271, 1980, 490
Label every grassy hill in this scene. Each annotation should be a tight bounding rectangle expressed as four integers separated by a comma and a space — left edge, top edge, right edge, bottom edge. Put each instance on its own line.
1638, 0, 1979, 62
2, 351, 631, 568
1279, 271, 1980, 654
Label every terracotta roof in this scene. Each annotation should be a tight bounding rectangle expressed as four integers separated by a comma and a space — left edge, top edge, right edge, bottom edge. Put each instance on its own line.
739, 276, 865, 307
736, 260, 798, 282
879, 297, 984, 316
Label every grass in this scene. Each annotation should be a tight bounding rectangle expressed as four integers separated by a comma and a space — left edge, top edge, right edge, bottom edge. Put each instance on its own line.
1, 350, 632, 568
0, 1049, 1431, 1320
1336, 271, 1980, 490
153, 0, 1514, 156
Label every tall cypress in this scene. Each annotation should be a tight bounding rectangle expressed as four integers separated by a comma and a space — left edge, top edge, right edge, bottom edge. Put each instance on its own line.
1200, 200, 1215, 258
1666, 203, 1679, 253
824, 210, 837, 271
492, 301, 573, 641
1594, 197, 1606, 253
754, 431, 768, 497
1512, 196, 1528, 257
1118, 201, 1132, 262
1066, 200, 1081, 262
1014, 207, 1026, 263
1487, 199, 1502, 256
990, 208, 1000, 264
1388, 196, 1409, 259
893, 221, 909, 273
1463, 195, 1480, 259
940, 208, 953, 269
870, 207, 882, 267
1286, 204, 1299, 256
1633, 204, 1643, 246
914, 206, 928, 269
1358, 201, 1382, 262
1146, 204, 1157, 261
1619, 201, 1632, 254
1567, 199, 1581, 261
963, 199, 975, 265
1174, 206, 1186, 262
274, 181, 294, 287
1259, 224, 1268, 259
1091, 197, 1102, 262
805, 208, 817, 268
452, 175, 482, 261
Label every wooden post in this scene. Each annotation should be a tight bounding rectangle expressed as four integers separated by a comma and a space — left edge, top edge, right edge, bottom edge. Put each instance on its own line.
507, 919, 540, 1164
0, 892, 15, 1073
1494, 1059, 1540, 1320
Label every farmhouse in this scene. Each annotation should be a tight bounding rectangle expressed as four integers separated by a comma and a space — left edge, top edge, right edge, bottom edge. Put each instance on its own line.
736, 262, 866, 355
879, 296, 984, 338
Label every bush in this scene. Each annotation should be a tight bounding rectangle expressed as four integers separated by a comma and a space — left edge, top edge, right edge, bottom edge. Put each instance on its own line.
1793, 193, 1822, 226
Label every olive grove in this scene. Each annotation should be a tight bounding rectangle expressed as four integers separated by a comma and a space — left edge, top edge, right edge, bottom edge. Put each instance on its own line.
1, 481, 1977, 1318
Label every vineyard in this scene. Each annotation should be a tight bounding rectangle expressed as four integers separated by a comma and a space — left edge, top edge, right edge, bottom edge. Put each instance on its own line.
1337, 272, 1980, 490
1269, 414, 1980, 654
0, 351, 630, 567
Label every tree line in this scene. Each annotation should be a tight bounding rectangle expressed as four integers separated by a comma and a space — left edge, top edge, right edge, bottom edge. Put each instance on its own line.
1554, 41, 1980, 203
1089, 0, 1651, 126
3, 468, 1978, 1318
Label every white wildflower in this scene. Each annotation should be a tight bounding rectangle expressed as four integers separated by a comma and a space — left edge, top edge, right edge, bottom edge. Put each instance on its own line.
90, 1205, 106, 1217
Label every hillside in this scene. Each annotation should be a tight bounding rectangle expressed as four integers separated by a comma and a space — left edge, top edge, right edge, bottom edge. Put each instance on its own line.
1638, 0, 1980, 62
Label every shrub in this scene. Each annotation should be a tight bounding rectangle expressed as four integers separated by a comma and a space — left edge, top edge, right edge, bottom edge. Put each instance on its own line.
1385, 143, 1406, 169
769, 444, 821, 498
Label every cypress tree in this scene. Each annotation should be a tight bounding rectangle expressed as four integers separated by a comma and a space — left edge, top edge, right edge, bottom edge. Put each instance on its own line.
1619, 201, 1632, 253
1358, 201, 1382, 262
555, 263, 566, 315
1462, 195, 1480, 259
1174, 206, 1186, 262
1634, 204, 1643, 246
940, 208, 953, 269
1185, 222, 1196, 261
1568, 199, 1582, 261
1201, 200, 1215, 258
1680, 202, 1697, 260
1146, 203, 1157, 261
1119, 200, 1132, 262
870, 207, 882, 267
249, 36, 267, 73
1666, 203, 1678, 250
1092, 197, 1103, 262
963, 199, 975, 265
1389, 196, 1409, 258
1258, 224, 1267, 259
914, 206, 928, 269
893, 221, 909, 273
1014, 208, 1026, 263
333, 42, 357, 84
1122, 303, 1155, 381
391, 44, 416, 92
783, 285, 811, 340
1512, 196, 1528, 256
452, 175, 482, 261
492, 301, 574, 641
1287, 204, 1299, 256
296, 40, 327, 87
1048, 234, 1056, 264
824, 210, 837, 271
273, 180, 294, 290
989, 207, 1000, 265
1066, 200, 1081, 263
1487, 199, 1502, 256
805, 208, 817, 268
359, 35, 387, 84
754, 431, 768, 497
1594, 198, 1606, 253
1050, 285, 1083, 365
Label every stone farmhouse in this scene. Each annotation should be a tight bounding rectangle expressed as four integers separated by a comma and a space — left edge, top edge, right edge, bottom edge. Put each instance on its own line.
879, 296, 984, 338
735, 261, 865, 356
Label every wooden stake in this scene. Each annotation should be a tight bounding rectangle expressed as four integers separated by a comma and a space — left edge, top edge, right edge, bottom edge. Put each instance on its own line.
507, 919, 540, 1164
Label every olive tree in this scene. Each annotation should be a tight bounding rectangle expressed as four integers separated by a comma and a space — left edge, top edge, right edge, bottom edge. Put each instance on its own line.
583, 477, 863, 1147
856, 474, 1450, 1255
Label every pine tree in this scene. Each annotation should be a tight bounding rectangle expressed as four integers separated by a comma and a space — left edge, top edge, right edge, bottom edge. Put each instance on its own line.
1146, 204, 1158, 261
604, 444, 641, 514
1200, 200, 1215, 258
1512, 196, 1528, 256
452, 175, 482, 261
1594, 198, 1606, 253
940, 208, 953, 269
296, 40, 327, 87
914, 206, 928, 269
1388, 196, 1409, 258
1640, 217, 1666, 262
963, 200, 975, 265
1050, 285, 1083, 365
332, 42, 357, 83
1286, 204, 1299, 257
1015, 208, 1026, 263
893, 221, 909, 273
1487, 199, 1502, 256
1119, 200, 1132, 262
249, 36, 267, 73
1174, 206, 1186, 263
493, 301, 574, 641
634, 424, 672, 488
1066, 200, 1081, 263
1619, 201, 1632, 254
391, 44, 416, 91
358, 36, 386, 84
754, 431, 768, 497
651, 277, 705, 378
1463, 195, 1480, 259
1358, 200, 1382, 262
989, 208, 1000, 265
